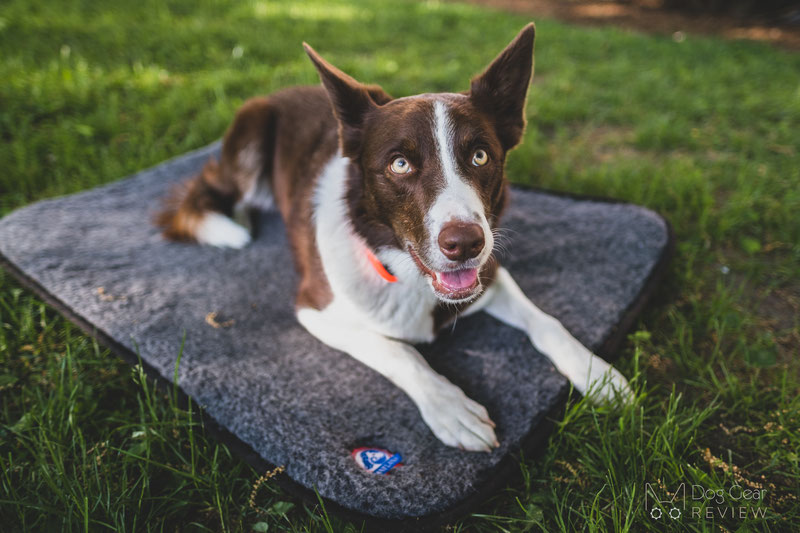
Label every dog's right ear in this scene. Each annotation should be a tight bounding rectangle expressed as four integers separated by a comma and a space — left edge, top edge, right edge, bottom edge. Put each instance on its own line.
304, 43, 391, 157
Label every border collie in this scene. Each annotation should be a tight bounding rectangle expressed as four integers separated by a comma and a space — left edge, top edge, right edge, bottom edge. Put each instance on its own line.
157, 24, 631, 452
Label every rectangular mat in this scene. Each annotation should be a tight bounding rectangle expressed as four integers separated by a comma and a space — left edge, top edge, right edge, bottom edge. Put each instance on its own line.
0, 142, 672, 526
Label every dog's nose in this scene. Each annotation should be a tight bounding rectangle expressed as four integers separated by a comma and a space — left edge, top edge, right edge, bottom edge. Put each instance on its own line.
438, 222, 485, 261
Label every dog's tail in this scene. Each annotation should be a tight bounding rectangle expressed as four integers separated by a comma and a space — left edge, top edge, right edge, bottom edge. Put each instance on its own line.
154, 157, 251, 248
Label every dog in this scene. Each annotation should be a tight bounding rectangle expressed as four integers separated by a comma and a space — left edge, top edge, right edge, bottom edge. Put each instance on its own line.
156, 23, 631, 452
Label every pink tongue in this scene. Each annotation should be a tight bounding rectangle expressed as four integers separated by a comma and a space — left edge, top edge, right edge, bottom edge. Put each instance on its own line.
439, 268, 478, 290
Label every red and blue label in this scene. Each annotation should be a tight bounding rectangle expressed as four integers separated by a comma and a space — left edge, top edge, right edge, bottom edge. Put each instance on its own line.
352, 447, 402, 474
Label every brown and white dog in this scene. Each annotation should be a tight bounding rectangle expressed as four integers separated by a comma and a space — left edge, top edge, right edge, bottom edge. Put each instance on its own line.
157, 24, 631, 452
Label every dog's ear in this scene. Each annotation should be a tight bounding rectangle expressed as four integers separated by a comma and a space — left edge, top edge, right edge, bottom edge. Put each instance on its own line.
304, 43, 392, 157
363, 84, 393, 106
469, 23, 535, 151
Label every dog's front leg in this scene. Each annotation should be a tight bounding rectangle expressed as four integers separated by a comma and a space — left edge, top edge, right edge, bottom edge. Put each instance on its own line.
474, 267, 632, 402
296, 307, 499, 452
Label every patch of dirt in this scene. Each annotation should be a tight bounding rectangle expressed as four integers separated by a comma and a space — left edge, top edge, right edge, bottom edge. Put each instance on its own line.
461, 0, 800, 50
759, 286, 799, 334
573, 125, 640, 163
757, 284, 800, 365
719, 248, 800, 370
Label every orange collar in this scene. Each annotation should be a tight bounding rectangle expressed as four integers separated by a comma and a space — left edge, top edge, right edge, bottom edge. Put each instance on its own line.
365, 248, 398, 283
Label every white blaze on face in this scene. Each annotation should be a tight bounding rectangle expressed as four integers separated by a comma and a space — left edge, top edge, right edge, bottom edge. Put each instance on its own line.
425, 99, 493, 266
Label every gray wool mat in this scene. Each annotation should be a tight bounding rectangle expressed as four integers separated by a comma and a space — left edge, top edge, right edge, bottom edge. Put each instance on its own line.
0, 142, 671, 526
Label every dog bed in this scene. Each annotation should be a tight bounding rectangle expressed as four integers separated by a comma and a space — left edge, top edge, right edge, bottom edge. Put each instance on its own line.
0, 142, 672, 528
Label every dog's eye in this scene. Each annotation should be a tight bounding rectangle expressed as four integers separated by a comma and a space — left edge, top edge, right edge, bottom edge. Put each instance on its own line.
472, 149, 489, 167
389, 156, 412, 175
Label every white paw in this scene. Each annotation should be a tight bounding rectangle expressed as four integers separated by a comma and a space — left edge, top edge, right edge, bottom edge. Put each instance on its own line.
583, 361, 634, 405
416, 375, 499, 452
196, 212, 252, 249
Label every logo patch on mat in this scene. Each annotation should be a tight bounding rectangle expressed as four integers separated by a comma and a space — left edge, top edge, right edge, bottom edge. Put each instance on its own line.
352, 447, 402, 474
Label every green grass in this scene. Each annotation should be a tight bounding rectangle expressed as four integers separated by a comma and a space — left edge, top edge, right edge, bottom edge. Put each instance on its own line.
1, 0, 799, 530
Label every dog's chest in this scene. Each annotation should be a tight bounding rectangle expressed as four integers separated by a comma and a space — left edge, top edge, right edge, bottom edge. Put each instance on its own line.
311, 155, 439, 343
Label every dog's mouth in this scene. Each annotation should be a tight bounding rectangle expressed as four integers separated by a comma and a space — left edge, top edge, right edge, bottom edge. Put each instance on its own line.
408, 246, 482, 302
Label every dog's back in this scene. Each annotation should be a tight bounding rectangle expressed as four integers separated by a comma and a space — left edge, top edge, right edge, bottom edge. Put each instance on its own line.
156, 86, 343, 307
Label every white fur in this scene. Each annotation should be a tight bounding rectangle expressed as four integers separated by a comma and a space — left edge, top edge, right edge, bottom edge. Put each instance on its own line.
195, 212, 252, 248
297, 306, 497, 451
426, 100, 494, 269
474, 267, 633, 402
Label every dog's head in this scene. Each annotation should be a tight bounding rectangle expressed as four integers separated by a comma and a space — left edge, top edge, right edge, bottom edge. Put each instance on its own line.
305, 24, 535, 303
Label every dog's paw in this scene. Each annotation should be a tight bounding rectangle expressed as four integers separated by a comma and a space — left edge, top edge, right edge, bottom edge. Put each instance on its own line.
416, 376, 499, 452
584, 363, 634, 405
196, 212, 252, 249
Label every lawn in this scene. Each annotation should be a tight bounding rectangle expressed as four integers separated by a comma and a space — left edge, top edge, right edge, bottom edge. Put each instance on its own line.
1, 0, 799, 531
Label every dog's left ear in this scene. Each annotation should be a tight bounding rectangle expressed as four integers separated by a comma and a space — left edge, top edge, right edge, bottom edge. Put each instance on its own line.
304, 43, 392, 157
469, 23, 535, 151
